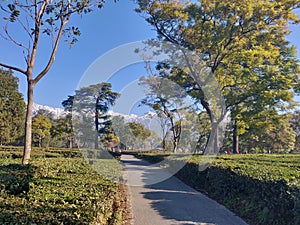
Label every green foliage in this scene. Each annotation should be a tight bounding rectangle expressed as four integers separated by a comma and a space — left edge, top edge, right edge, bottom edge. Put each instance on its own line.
51, 113, 75, 148
0, 147, 124, 224
64, 82, 120, 149
0, 69, 26, 146
32, 113, 52, 147
136, 152, 300, 225
223, 111, 297, 153
136, 0, 300, 153
291, 110, 300, 152
111, 116, 131, 149
127, 122, 151, 150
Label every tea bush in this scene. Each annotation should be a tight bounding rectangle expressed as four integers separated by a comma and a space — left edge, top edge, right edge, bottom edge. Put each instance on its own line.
136, 152, 300, 225
0, 147, 127, 225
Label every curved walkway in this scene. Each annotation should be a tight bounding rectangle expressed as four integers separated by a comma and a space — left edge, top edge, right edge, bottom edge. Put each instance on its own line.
121, 154, 248, 225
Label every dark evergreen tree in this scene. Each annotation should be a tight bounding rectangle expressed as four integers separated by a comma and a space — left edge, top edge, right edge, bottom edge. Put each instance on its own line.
0, 68, 25, 145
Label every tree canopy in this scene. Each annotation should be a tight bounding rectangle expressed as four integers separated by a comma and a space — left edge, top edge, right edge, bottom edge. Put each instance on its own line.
0, 68, 25, 145
63, 82, 120, 149
136, 0, 300, 153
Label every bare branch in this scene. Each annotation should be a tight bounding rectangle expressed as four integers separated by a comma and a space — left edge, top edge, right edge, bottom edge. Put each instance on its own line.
0, 62, 27, 75
29, 0, 47, 69
33, 18, 68, 84
4, 23, 30, 52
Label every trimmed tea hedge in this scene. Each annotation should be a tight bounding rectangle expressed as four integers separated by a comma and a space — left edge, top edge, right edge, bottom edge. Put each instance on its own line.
0, 146, 82, 159
135, 152, 300, 225
0, 147, 127, 225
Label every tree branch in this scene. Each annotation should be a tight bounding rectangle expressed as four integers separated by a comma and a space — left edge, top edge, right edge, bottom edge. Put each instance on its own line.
33, 17, 68, 84
0, 62, 27, 75
3, 23, 30, 52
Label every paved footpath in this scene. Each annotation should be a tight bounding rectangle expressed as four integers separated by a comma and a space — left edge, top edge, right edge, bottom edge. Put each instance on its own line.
121, 154, 249, 225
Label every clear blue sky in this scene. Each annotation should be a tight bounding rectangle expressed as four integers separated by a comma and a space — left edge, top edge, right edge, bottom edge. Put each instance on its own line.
0, 1, 299, 109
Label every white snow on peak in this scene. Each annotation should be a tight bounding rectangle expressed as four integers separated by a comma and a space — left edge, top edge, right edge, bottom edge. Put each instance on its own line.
32, 103, 157, 123
32, 103, 66, 118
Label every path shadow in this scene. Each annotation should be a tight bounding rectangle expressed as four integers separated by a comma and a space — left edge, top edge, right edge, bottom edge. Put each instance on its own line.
123, 155, 247, 225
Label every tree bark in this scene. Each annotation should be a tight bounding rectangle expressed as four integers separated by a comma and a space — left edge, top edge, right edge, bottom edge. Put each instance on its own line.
232, 121, 239, 154
205, 122, 219, 155
69, 137, 73, 149
94, 109, 99, 150
22, 80, 34, 165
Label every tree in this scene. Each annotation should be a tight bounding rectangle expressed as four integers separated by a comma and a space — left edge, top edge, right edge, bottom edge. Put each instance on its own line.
0, 68, 26, 145
136, 0, 300, 153
0, 0, 107, 164
139, 75, 192, 152
51, 114, 75, 148
111, 115, 131, 149
290, 110, 300, 152
64, 82, 119, 149
240, 110, 296, 153
32, 112, 52, 147
128, 122, 151, 149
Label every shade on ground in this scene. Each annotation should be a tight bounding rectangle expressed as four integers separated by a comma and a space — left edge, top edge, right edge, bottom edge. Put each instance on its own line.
122, 154, 248, 225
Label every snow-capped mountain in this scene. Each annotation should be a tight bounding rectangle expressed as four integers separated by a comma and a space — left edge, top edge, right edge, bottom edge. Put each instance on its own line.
32, 103, 66, 118
32, 103, 158, 124
107, 110, 157, 123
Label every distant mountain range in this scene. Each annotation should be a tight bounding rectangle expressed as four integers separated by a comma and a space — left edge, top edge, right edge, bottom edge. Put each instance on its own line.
33, 103, 66, 118
32, 103, 158, 126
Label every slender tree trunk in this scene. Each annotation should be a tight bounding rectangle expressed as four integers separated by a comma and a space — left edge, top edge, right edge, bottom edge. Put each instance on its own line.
204, 122, 219, 154
94, 109, 99, 150
69, 137, 73, 148
173, 137, 179, 152
39, 136, 42, 148
22, 80, 34, 165
232, 121, 239, 154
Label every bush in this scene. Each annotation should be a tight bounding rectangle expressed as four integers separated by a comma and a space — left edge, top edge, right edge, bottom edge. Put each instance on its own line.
136, 152, 300, 225
0, 147, 126, 225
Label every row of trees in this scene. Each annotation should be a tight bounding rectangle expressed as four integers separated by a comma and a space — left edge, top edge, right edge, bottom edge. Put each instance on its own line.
1, 68, 300, 153
1, 0, 300, 164
0, 70, 156, 150
135, 0, 300, 153
138, 72, 300, 154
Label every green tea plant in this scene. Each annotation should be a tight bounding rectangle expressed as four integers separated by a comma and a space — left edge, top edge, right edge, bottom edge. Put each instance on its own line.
136, 152, 300, 225
0, 147, 125, 225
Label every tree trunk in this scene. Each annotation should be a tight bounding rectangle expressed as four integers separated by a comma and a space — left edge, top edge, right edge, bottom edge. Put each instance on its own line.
22, 81, 34, 165
39, 136, 42, 148
69, 137, 73, 149
204, 122, 219, 155
173, 137, 179, 152
232, 121, 239, 154
94, 109, 99, 150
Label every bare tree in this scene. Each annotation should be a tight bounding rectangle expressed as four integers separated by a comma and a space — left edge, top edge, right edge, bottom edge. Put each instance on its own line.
0, 0, 107, 164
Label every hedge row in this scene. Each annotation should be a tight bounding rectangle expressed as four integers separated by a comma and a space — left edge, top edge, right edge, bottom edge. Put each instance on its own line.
0, 146, 82, 159
135, 152, 300, 225
0, 147, 128, 224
